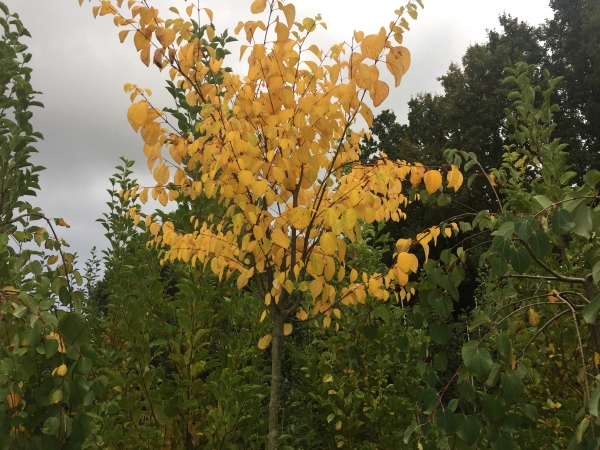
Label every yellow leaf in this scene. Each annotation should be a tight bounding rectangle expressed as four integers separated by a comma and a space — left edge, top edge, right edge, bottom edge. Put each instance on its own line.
56, 364, 67, 377
323, 374, 333, 383
446, 165, 464, 192
321, 232, 337, 255
310, 279, 323, 299
288, 206, 311, 229
258, 334, 272, 349
250, 0, 267, 14
260, 310, 267, 322
350, 269, 358, 283
595, 352, 600, 366
385, 46, 410, 87
202, 7, 213, 22
371, 80, 389, 107
341, 209, 356, 230
397, 252, 417, 273
6, 392, 21, 409
280, 3, 296, 28
396, 238, 411, 253
335, 420, 342, 430
155, 27, 176, 47
238, 170, 254, 186
118, 29, 130, 43
360, 27, 386, 60
548, 289, 559, 303
423, 170, 442, 194
209, 58, 223, 72
271, 228, 289, 249
57, 218, 70, 228
528, 308, 540, 327
153, 164, 170, 185
127, 101, 148, 132
284, 323, 292, 336
296, 308, 309, 321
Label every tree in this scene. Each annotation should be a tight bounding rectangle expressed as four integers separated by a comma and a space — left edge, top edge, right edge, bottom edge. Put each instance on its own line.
84, 0, 468, 446
0, 3, 98, 447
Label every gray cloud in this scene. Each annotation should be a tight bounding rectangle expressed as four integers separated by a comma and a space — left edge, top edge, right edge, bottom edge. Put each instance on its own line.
5, 0, 552, 264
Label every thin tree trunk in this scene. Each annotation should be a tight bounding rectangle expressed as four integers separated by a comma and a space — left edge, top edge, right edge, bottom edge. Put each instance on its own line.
268, 315, 284, 449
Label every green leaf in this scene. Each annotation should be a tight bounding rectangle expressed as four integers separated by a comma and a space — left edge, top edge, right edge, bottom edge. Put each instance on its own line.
483, 395, 506, 422
491, 434, 515, 450
589, 383, 600, 416
510, 246, 531, 273
419, 387, 439, 414
437, 409, 457, 435
514, 217, 532, 241
582, 294, 600, 324
495, 334, 511, 358
42, 417, 60, 435
491, 235, 512, 259
551, 209, 575, 235
45, 338, 58, 358
403, 422, 419, 444
430, 323, 451, 344
58, 313, 86, 343
529, 229, 549, 258
532, 195, 552, 211
77, 357, 93, 374
498, 221, 514, 238
501, 373, 524, 402
456, 414, 481, 445
58, 286, 71, 306
584, 169, 600, 187
363, 324, 378, 341
573, 205, 593, 238
462, 341, 493, 379
458, 381, 477, 401
433, 352, 448, 371
593, 261, 600, 285
396, 336, 409, 352
469, 312, 490, 331
491, 256, 508, 277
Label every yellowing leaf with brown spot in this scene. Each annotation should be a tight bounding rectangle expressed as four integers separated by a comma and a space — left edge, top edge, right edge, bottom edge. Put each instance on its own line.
528, 308, 540, 327
385, 46, 410, 87
547, 289, 559, 303
360, 27, 386, 60
271, 228, 289, 249
258, 334, 272, 349
250, 0, 267, 14
371, 80, 389, 107
423, 170, 442, 194
321, 232, 337, 255
288, 206, 311, 229
283, 323, 293, 336
155, 27, 176, 47
127, 101, 148, 132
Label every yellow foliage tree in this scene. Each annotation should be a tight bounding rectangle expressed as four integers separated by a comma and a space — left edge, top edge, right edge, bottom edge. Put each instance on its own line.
82, 0, 462, 446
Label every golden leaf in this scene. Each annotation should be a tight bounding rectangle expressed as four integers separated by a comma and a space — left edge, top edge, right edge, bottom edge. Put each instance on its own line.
446, 165, 463, 191
371, 80, 389, 107
397, 252, 415, 273
548, 289, 559, 303
310, 279, 323, 299
349, 269, 358, 283
57, 218, 70, 228
280, 2, 296, 28
296, 308, 309, 321
288, 207, 311, 229
209, 58, 223, 72
360, 27, 386, 60
56, 364, 67, 377
6, 392, 21, 409
283, 323, 293, 336
258, 334, 272, 349
271, 228, 289, 249
155, 27, 176, 47
528, 308, 540, 327
341, 209, 356, 230
118, 29, 130, 43
385, 46, 410, 87
127, 101, 148, 132
423, 170, 442, 194
238, 170, 254, 186
320, 232, 337, 255
250, 0, 267, 14
260, 310, 267, 322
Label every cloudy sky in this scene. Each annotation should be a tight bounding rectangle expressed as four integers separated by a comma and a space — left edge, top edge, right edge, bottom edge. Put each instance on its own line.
5, 0, 553, 265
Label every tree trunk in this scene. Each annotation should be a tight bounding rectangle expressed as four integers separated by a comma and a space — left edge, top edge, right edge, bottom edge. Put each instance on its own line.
268, 315, 284, 450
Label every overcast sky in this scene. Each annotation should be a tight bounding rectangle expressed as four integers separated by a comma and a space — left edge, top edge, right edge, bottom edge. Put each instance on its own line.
5, 0, 553, 266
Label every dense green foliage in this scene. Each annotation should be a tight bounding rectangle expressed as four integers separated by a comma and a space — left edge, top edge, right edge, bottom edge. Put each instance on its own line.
2, 1, 600, 449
